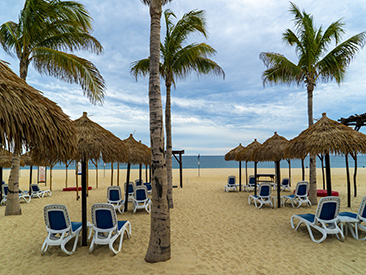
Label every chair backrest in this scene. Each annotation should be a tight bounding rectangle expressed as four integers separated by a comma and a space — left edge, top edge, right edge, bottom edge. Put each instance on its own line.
282, 178, 290, 186
31, 184, 41, 192
107, 186, 122, 201
248, 176, 256, 186
295, 181, 309, 196
135, 179, 143, 186
315, 196, 340, 223
44, 204, 71, 231
2, 184, 8, 196
125, 182, 134, 194
228, 176, 236, 185
144, 182, 152, 191
258, 183, 271, 197
357, 196, 366, 221
135, 186, 148, 201
91, 203, 116, 230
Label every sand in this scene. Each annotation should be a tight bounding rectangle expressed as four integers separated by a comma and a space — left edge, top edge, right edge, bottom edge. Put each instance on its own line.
1, 167, 366, 274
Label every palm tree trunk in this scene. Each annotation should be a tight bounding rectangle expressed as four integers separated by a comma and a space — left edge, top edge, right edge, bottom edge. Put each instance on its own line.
165, 80, 174, 208
5, 150, 21, 215
307, 82, 317, 205
145, 0, 171, 263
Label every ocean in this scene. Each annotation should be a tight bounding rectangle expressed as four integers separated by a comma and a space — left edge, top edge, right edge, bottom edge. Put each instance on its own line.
11, 154, 366, 170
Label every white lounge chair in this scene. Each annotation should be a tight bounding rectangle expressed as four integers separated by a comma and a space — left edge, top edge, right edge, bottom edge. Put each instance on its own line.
41, 204, 82, 255
31, 183, 52, 198
280, 178, 291, 192
290, 196, 344, 243
107, 186, 124, 214
282, 181, 311, 208
144, 182, 152, 194
224, 175, 237, 192
89, 203, 131, 255
248, 183, 273, 209
1, 184, 31, 204
125, 182, 135, 202
338, 196, 366, 240
133, 186, 151, 214
243, 175, 256, 192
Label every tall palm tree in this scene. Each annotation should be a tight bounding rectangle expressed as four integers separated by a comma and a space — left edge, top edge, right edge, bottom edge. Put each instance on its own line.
140, 0, 172, 263
0, 0, 105, 215
260, 2, 365, 204
131, 9, 224, 209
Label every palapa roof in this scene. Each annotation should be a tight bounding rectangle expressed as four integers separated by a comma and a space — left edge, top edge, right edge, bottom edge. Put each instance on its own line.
252, 132, 289, 162
0, 148, 13, 167
285, 113, 366, 158
122, 134, 151, 165
235, 139, 261, 161
225, 143, 245, 161
73, 112, 128, 163
0, 60, 76, 160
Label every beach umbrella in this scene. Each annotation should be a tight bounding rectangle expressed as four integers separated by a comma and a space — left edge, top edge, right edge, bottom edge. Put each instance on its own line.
225, 143, 245, 191
235, 139, 261, 195
122, 134, 151, 211
0, 60, 76, 215
285, 113, 366, 206
252, 133, 289, 208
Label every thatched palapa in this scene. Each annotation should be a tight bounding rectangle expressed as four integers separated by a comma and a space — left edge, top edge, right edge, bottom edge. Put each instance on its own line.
225, 143, 245, 191
235, 139, 261, 162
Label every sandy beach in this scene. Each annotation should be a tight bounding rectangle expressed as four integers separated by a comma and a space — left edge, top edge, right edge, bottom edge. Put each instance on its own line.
1, 167, 366, 274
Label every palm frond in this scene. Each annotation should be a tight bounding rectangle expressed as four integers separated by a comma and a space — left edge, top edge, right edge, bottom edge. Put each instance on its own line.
0, 22, 19, 57
32, 48, 105, 104
130, 58, 151, 80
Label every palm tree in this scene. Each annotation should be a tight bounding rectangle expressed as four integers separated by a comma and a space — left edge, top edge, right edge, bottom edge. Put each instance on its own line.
0, 0, 105, 215
0, 0, 105, 103
140, 0, 172, 263
131, 9, 224, 209
259, 2, 365, 204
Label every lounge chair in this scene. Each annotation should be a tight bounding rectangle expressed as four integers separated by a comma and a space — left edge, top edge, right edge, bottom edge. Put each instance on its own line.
1, 184, 31, 204
125, 182, 135, 202
290, 196, 344, 243
224, 175, 237, 192
41, 204, 82, 255
280, 178, 291, 192
338, 196, 366, 240
135, 179, 143, 186
143, 182, 152, 194
133, 186, 151, 214
248, 183, 273, 209
107, 186, 124, 214
282, 181, 311, 208
89, 203, 131, 255
31, 183, 52, 198
243, 175, 256, 192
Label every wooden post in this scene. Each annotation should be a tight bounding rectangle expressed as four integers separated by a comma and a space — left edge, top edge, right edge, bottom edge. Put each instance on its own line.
301, 158, 305, 181
145, 164, 148, 182
287, 159, 292, 186
325, 153, 332, 196
81, 158, 87, 246
117, 162, 120, 187
124, 163, 131, 211
139, 163, 142, 183
351, 153, 358, 197
239, 161, 242, 191
245, 161, 248, 186
111, 162, 114, 186
95, 160, 98, 188
76, 161, 79, 200
86, 161, 89, 196
276, 161, 281, 208
254, 161, 258, 196
345, 154, 351, 207
28, 165, 33, 195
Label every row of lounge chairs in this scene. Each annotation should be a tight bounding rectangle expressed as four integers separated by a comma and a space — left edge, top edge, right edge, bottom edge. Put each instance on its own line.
225, 175, 291, 192
42, 203, 131, 255
1, 182, 51, 205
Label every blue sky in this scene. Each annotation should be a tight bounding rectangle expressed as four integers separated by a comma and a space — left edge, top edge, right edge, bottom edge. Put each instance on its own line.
1, 0, 366, 155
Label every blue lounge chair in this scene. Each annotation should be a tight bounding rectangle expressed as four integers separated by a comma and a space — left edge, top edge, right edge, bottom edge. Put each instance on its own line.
1, 184, 31, 204
31, 183, 52, 198
224, 176, 237, 192
125, 182, 135, 202
89, 203, 131, 255
133, 186, 151, 214
41, 204, 82, 255
135, 179, 143, 186
143, 182, 152, 194
338, 196, 366, 240
248, 183, 273, 209
290, 196, 344, 243
280, 178, 291, 192
282, 181, 311, 208
244, 175, 256, 192
107, 186, 124, 214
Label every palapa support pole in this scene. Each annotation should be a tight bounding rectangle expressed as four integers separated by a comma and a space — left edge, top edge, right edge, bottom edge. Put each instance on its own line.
124, 163, 131, 211
276, 160, 281, 208
325, 153, 332, 196
287, 159, 291, 187
239, 161, 242, 191
95, 160, 98, 188
180, 158, 183, 188
28, 165, 33, 195
245, 161, 248, 186
86, 161, 89, 196
145, 164, 148, 183
301, 158, 305, 181
345, 154, 351, 207
139, 163, 142, 183
254, 161, 258, 196
117, 162, 120, 187
81, 158, 87, 246
75, 161, 79, 200
0, 167, 2, 200
351, 153, 358, 197
111, 162, 114, 186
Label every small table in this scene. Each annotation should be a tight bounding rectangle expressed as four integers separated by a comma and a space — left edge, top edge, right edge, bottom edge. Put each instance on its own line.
256, 174, 275, 183
338, 215, 358, 239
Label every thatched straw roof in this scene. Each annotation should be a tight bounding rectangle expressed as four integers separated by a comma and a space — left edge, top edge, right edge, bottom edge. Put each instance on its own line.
252, 132, 289, 162
285, 113, 366, 158
225, 143, 245, 161
235, 139, 261, 161
0, 148, 13, 167
73, 112, 128, 163
122, 134, 151, 165
0, 61, 76, 160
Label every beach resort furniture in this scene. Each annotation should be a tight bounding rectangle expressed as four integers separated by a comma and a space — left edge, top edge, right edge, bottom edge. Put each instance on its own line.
107, 186, 124, 214
133, 186, 151, 214
125, 181, 135, 202
248, 183, 273, 209
1, 184, 31, 204
89, 203, 131, 255
338, 196, 366, 240
224, 175, 237, 192
243, 175, 256, 192
281, 181, 311, 208
144, 182, 152, 194
31, 183, 52, 198
41, 204, 83, 255
280, 178, 291, 192
135, 179, 143, 186
290, 196, 344, 243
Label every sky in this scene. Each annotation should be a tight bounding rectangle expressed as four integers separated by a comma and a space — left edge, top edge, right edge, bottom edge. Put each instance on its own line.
1, 0, 366, 155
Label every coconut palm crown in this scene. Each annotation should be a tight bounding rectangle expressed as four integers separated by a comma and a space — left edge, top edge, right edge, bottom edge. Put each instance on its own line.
0, 0, 105, 104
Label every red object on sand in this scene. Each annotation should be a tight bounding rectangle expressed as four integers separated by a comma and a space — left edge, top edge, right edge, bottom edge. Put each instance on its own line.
317, 189, 339, 197
63, 186, 92, 191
